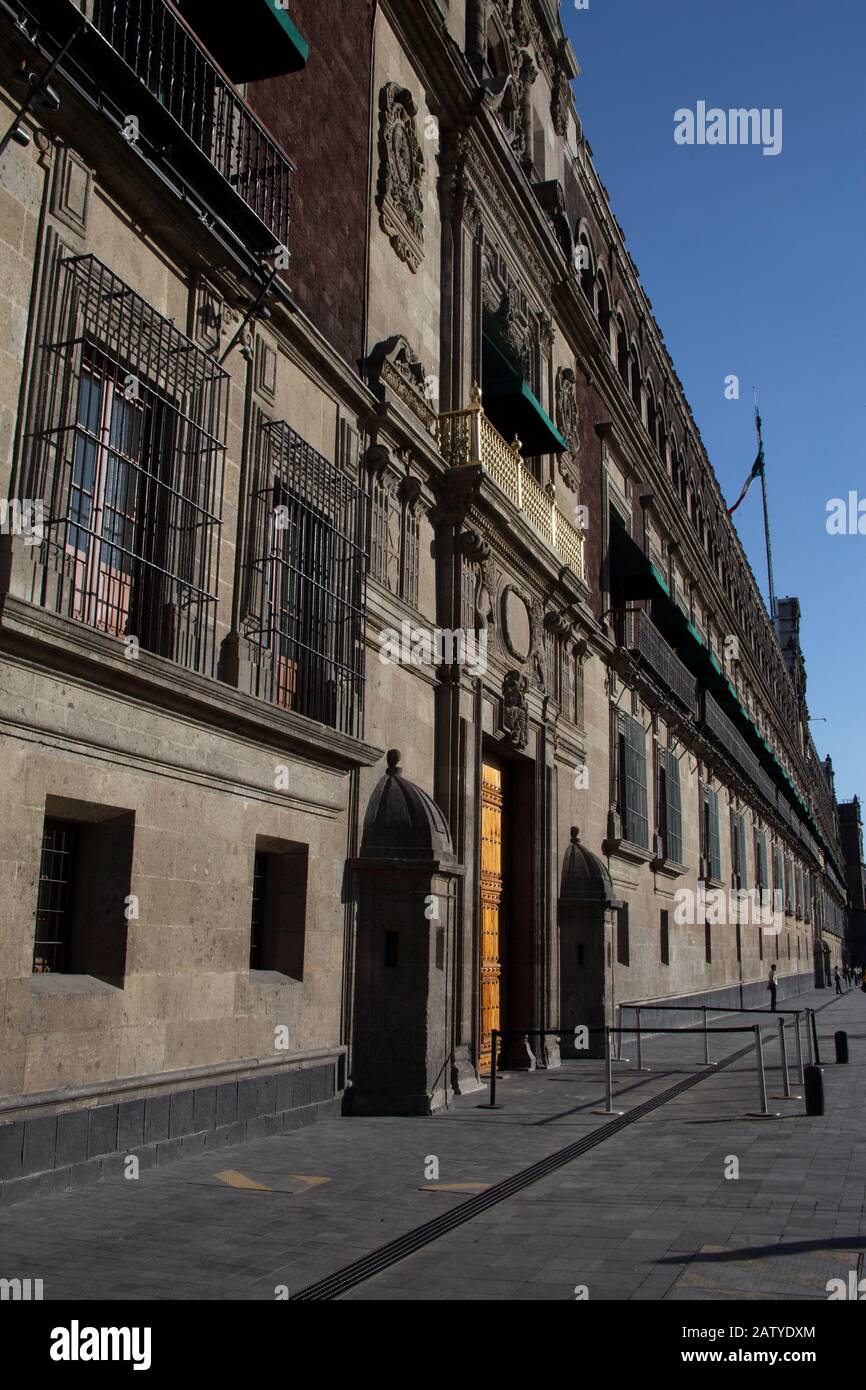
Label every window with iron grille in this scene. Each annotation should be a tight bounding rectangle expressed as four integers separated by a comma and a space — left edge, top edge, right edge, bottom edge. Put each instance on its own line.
32, 802, 134, 981
700, 784, 721, 881
243, 419, 368, 737
731, 812, 748, 891
785, 855, 794, 912
773, 843, 784, 904
660, 909, 669, 966
23, 254, 227, 677
657, 746, 683, 864
33, 819, 77, 975
614, 711, 648, 848
755, 829, 768, 892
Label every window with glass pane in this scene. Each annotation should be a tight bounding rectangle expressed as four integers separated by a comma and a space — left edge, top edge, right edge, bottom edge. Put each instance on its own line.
658, 747, 682, 863
616, 712, 648, 848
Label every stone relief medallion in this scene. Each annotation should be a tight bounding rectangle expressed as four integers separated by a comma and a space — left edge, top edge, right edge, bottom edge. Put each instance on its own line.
555, 366, 581, 493
502, 670, 529, 749
501, 585, 532, 663
377, 84, 425, 272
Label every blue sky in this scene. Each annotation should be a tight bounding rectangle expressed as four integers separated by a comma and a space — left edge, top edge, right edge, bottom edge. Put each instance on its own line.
560, 0, 865, 803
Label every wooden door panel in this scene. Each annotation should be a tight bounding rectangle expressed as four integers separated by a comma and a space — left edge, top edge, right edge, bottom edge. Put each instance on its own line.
479, 759, 504, 1072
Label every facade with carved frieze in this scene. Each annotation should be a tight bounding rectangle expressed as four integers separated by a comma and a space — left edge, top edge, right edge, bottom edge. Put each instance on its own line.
0, 0, 850, 1189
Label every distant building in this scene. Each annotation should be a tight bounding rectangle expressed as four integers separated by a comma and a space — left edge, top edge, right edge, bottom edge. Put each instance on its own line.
839, 799, 866, 967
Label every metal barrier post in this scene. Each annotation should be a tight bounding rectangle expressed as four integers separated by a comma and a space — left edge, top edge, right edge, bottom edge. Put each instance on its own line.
794, 1011, 805, 1085
805, 1009, 815, 1066
811, 1009, 821, 1066
776, 1017, 796, 1099
489, 1030, 498, 1108
593, 1026, 624, 1115
703, 1007, 710, 1065
635, 1007, 642, 1069
755, 1025, 769, 1115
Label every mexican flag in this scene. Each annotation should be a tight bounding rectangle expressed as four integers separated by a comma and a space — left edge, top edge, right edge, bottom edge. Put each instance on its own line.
727, 444, 764, 515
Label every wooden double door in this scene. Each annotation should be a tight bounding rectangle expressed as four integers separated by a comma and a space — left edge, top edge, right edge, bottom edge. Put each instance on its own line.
480, 756, 508, 1073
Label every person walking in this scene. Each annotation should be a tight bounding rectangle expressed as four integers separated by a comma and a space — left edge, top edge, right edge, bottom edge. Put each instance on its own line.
767, 963, 778, 1012
834, 965, 843, 995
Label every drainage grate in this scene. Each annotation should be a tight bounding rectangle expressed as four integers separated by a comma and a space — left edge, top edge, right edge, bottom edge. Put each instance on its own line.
290, 1039, 759, 1300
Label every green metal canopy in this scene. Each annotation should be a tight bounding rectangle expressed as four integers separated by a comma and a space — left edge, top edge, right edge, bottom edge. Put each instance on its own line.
481, 334, 567, 456
179, 0, 309, 81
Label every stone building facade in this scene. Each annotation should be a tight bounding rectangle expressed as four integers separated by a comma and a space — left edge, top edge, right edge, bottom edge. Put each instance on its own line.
0, 0, 849, 1195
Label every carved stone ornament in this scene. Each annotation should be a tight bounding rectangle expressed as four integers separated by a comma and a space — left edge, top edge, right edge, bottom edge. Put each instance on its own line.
367, 335, 436, 432
502, 669, 529, 748
377, 84, 425, 272
555, 366, 581, 493
551, 62, 570, 138
529, 595, 546, 689
463, 528, 497, 630
501, 584, 532, 663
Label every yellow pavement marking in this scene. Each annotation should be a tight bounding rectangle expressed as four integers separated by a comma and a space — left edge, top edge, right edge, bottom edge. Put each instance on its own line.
215, 1169, 272, 1191
419, 1182, 490, 1192
288, 1174, 331, 1188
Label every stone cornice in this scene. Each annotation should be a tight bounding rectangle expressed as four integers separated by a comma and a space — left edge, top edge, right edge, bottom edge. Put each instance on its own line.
0, 596, 382, 774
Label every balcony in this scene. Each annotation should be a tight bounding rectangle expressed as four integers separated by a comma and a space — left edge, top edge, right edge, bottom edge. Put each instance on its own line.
438, 388, 586, 583
629, 611, 696, 714
702, 691, 765, 788
92, 0, 293, 247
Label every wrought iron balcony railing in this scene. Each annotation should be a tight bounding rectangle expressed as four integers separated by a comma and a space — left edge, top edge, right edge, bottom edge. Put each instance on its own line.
629, 611, 696, 714
702, 691, 764, 788
438, 387, 586, 583
92, 0, 293, 247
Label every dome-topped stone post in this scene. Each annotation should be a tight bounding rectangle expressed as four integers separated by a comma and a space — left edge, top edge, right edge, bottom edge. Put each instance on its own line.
346, 751, 464, 1115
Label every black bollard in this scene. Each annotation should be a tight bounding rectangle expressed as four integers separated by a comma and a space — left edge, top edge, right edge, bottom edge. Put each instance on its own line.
834, 1031, 849, 1064
803, 1064, 825, 1116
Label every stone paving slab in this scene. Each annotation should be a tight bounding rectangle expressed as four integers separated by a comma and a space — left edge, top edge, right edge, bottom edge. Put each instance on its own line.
0, 984, 863, 1300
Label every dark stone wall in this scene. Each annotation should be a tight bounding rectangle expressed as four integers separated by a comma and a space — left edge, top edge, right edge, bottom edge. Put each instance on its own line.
0, 1061, 341, 1206
246, 1, 376, 370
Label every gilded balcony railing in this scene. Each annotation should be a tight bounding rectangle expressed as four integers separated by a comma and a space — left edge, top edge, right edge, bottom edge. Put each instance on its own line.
438, 386, 586, 583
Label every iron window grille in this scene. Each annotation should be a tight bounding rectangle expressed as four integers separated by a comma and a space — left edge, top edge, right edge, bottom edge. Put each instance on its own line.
657, 746, 683, 864
249, 851, 267, 970
32, 819, 78, 974
243, 419, 368, 738
23, 254, 227, 677
92, 0, 293, 248
614, 710, 649, 849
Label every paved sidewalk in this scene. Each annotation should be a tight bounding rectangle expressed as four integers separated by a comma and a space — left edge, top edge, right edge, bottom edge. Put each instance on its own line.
0, 984, 863, 1300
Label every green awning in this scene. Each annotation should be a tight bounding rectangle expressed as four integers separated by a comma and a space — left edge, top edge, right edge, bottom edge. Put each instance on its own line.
178, 0, 309, 81
482, 334, 567, 456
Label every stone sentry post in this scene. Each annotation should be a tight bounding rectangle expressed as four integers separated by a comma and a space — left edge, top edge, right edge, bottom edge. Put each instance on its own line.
558, 826, 623, 1060
346, 750, 464, 1115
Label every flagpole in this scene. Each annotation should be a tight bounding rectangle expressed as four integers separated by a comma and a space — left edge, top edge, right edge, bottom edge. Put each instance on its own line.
754, 388, 777, 624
